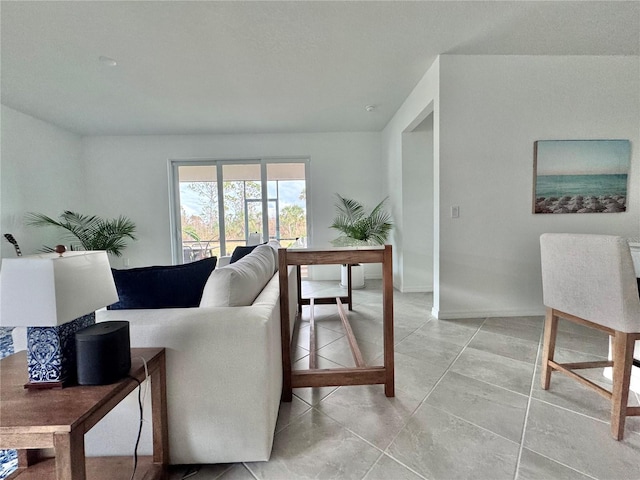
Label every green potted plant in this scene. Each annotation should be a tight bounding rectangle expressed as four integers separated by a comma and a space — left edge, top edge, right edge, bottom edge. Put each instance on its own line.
330, 194, 393, 287
26, 211, 137, 257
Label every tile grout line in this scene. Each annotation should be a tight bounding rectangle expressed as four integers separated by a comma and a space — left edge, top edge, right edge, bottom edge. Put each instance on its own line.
313, 308, 441, 480
423, 402, 522, 446
415, 316, 489, 409
518, 450, 600, 480
531, 396, 640, 436
381, 317, 490, 465
278, 285, 619, 480
359, 450, 387, 480
507, 326, 613, 480
513, 327, 544, 480
241, 462, 261, 480
286, 286, 436, 476
447, 369, 532, 399
362, 452, 430, 480
299, 407, 432, 480
318, 401, 430, 480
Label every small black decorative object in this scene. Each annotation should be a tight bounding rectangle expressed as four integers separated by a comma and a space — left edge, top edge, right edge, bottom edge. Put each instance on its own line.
76, 321, 131, 385
3, 233, 22, 256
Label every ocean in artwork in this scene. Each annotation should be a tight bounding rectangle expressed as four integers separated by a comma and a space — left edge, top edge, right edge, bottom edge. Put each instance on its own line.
536, 174, 627, 197
534, 174, 627, 214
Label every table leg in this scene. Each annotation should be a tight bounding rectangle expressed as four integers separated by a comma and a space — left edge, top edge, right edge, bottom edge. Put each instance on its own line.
53, 429, 85, 480
347, 264, 353, 311
296, 265, 303, 316
17, 450, 40, 468
151, 350, 169, 466
279, 249, 293, 402
383, 245, 395, 397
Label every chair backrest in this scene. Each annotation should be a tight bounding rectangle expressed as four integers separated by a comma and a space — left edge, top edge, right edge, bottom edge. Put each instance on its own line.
540, 233, 640, 333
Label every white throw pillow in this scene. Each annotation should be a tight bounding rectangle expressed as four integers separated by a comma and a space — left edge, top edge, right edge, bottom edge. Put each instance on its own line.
199, 245, 276, 307
266, 240, 281, 272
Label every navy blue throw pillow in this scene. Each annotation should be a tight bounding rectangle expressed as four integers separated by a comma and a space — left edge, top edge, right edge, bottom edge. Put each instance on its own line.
230, 244, 263, 264
108, 257, 217, 310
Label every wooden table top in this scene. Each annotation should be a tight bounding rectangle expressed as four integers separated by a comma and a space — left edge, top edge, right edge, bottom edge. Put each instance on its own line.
0, 347, 164, 434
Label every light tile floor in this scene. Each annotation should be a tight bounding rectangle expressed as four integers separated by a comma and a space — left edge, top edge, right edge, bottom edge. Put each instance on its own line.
169, 280, 640, 480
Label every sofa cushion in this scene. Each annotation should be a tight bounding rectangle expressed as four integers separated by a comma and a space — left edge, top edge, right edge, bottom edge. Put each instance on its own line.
108, 257, 217, 310
266, 240, 280, 272
199, 245, 275, 307
230, 240, 281, 270
230, 243, 262, 264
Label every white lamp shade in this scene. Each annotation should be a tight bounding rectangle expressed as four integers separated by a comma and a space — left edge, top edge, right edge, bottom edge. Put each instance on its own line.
0, 251, 118, 327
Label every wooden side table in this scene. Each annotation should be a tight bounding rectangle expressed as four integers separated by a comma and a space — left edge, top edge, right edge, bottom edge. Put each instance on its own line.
0, 347, 168, 480
278, 245, 394, 402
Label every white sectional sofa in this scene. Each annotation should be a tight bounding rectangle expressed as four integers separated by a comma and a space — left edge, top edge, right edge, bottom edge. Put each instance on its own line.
13, 244, 298, 465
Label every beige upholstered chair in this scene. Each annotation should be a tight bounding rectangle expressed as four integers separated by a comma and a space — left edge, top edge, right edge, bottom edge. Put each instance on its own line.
539, 233, 640, 440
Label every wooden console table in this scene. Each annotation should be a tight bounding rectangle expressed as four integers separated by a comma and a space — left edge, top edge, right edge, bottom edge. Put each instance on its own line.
0, 347, 168, 480
278, 245, 394, 401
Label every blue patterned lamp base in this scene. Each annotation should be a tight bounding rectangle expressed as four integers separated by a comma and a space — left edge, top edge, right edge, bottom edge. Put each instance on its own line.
26, 313, 95, 388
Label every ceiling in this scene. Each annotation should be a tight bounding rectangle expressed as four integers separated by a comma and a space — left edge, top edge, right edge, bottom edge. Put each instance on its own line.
1, 1, 638, 136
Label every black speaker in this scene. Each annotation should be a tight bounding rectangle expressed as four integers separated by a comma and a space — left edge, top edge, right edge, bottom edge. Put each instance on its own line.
76, 321, 131, 385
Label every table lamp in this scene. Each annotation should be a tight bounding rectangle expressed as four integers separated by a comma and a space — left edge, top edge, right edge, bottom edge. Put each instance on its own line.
0, 250, 118, 389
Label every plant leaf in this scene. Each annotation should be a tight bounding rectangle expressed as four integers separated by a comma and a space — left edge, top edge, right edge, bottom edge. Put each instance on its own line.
25, 211, 136, 256
329, 195, 392, 245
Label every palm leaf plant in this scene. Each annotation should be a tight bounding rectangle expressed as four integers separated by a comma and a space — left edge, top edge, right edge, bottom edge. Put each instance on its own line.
330, 195, 393, 247
26, 211, 137, 257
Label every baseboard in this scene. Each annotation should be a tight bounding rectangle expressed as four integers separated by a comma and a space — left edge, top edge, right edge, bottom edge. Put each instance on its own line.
431, 307, 546, 320
400, 285, 433, 293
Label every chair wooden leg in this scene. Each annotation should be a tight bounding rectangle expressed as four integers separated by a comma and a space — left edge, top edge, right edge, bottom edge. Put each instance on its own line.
541, 308, 559, 390
611, 331, 635, 440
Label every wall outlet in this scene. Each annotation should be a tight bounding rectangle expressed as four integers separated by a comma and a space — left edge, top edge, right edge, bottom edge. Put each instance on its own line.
451, 206, 460, 218
123, 258, 130, 267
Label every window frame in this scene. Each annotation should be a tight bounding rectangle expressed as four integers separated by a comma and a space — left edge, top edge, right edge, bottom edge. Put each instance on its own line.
168, 157, 311, 264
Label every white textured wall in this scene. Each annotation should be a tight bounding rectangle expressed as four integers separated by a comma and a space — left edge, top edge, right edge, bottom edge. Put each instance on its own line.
382, 55, 639, 318
401, 114, 434, 292
435, 55, 639, 318
0, 105, 85, 258
82, 133, 383, 275
382, 58, 440, 291
4, 54, 636, 318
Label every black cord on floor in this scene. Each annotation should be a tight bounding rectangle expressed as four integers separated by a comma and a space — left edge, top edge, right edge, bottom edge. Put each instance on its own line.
181, 465, 201, 479
128, 375, 143, 480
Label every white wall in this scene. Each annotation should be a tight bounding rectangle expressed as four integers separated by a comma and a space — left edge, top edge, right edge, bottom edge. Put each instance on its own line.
4, 54, 636, 319
435, 55, 639, 318
82, 133, 383, 273
401, 114, 434, 292
382, 58, 440, 291
0, 105, 85, 258
382, 55, 639, 318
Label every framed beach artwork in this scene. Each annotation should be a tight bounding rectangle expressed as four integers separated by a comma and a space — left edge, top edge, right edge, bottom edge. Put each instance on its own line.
533, 139, 631, 214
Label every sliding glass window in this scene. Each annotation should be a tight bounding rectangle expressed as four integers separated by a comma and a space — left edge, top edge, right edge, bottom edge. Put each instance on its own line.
170, 158, 309, 264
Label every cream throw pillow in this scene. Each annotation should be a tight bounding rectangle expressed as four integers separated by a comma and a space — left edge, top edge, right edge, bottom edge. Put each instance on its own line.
266, 240, 280, 273
199, 244, 276, 307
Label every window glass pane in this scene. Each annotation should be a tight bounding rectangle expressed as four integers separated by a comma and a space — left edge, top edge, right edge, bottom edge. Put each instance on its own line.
178, 165, 219, 263
222, 164, 262, 253
267, 163, 307, 247
173, 160, 307, 263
